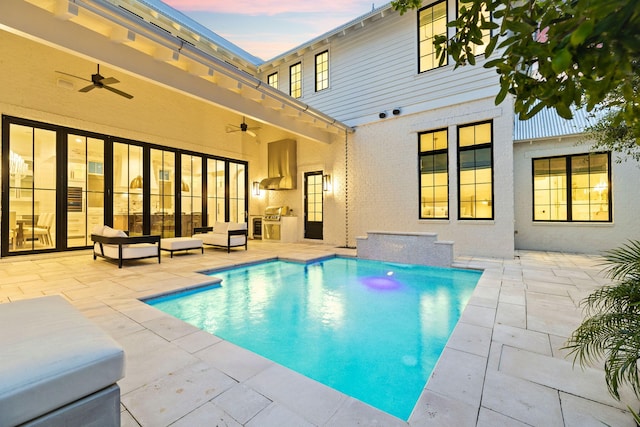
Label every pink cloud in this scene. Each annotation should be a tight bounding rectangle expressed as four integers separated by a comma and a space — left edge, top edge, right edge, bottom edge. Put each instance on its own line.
163, 0, 375, 16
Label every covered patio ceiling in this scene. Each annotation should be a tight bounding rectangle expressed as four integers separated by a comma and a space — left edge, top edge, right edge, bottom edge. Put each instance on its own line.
0, 0, 353, 144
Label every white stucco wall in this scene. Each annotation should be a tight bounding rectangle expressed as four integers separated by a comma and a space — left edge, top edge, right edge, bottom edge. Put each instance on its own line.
514, 136, 640, 254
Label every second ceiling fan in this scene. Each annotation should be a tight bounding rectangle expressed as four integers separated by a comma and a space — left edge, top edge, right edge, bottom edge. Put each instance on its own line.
226, 117, 260, 137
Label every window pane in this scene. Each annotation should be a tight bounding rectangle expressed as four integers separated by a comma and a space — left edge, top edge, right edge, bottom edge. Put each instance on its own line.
418, 1, 448, 72
533, 153, 610, 222
458, 1, 491, 55
419, 129, 448, 219
267, 72, 278, 89
290, 62, 302, 98
458, 122, 493, 219
315, 51, 329, 92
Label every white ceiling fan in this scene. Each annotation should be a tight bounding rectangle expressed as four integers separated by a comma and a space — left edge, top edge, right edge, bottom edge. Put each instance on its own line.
226, 116, 260, 137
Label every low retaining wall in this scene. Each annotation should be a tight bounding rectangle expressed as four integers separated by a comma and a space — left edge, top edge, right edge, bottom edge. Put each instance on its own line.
356, 231, 454, 267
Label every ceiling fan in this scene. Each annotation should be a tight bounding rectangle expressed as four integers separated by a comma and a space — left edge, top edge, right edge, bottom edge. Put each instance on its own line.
56, 64, 133, 99
226, 116, 260, 137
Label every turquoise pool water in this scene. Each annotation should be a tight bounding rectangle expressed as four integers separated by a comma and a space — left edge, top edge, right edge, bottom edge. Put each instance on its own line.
146, 257, 481, 420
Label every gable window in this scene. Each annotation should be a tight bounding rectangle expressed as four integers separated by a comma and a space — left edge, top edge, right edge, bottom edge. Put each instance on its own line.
290, 62, 302, 98
419, 129, 449, 219
315, 51, 329, 92
533, 153, 611, 222
267, 72, 278, 90
458, 121, 493, 219
457, 1, 491, 56
418, 0, 448, 73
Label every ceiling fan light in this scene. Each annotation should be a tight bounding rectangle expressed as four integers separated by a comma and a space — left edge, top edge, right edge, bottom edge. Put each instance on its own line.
240, 122, 248, 132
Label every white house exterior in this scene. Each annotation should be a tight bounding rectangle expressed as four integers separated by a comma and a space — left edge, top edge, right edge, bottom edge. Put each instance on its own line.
1, 0, 638, 259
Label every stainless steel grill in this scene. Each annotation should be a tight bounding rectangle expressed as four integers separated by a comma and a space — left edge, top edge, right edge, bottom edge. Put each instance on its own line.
262, 206, 289, 241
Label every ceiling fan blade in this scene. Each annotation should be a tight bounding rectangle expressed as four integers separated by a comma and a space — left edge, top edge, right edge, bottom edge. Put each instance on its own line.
246, 130, 257, 138
100, 77, 119, 85
103, 85, 134, 99
79, 84, 95, 93
55, 71, 90, 82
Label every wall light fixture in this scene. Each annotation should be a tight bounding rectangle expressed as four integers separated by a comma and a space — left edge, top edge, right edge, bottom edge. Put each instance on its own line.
252, 181, 261, 196
323, 174, 332, 192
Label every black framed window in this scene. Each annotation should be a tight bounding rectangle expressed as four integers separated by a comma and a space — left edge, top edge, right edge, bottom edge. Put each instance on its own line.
457, 0, 492, 56
267, 72, 278, 90
419, 128, 449, 219
315, 51, 329, 92
533, 153, 611, 222
418, 0, 448, 73
458, 121, 493, 219
290, 62, 302, 98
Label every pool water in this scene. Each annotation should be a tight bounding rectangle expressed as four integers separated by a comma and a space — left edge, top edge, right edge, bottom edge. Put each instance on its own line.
146, 257, 481, 420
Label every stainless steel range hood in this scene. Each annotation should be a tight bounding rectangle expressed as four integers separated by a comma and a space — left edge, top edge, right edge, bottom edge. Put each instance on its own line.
259, 139, 297, 190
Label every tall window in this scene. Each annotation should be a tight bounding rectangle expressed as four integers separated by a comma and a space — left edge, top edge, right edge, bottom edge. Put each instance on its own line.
290, 62, 302, 98
533, 153, 611, 222
419, 129, 448, 219
418, 0, 448, 72
457, 1, 491, 56
267, 72, 278, 90
315, 51, 329, 92
458, 121, 493, 219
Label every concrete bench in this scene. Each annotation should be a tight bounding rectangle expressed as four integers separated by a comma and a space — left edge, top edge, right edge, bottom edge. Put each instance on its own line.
160, 237, 204, 257
0, 296, 125, 427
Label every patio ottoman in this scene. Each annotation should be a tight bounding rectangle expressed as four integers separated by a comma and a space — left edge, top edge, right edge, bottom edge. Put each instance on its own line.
0, 295, 124, 427
160, 237, 204, 257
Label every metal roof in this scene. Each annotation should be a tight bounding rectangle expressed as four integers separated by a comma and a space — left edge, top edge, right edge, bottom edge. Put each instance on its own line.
132, 0, 264, 65
513, 105, 604, 141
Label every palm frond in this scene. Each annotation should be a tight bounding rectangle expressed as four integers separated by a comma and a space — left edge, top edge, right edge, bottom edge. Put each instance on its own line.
567, 241, 640, 401
601, 240, 640, 281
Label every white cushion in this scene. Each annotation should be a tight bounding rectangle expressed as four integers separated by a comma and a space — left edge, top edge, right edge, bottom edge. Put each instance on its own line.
0, 296, 124, 426
96, 242, 158, 259
103, 227, 127, 238
92, 224, 107, 236
212, 222, 228, 234
200, 233, 245, 247
227, 222, 247, 231
161, 237, 203, 250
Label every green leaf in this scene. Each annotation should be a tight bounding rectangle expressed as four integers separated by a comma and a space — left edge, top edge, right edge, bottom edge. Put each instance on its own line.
555, 102, 573, 119
552, 49, 573, 74
570, 20, 594, 46
484, 36, 498, 57
495, 83, 510, 105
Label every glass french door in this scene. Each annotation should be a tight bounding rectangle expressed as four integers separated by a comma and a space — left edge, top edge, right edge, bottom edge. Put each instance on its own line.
181, 154, 203, 235
3, 116, 248, 256
6, 123, 57, 254
304, 171, 323, 239
112, 143, 144, 235
228, 161, 246, 223
67, 134, 105, 248
150, 148, 175, 238
207, 159, 226, 225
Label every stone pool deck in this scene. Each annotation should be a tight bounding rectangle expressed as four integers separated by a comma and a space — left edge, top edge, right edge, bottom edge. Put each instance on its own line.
0, 241, 637, 426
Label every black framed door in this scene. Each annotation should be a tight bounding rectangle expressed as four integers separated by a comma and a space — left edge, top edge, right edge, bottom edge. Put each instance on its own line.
304, 171, 323, 239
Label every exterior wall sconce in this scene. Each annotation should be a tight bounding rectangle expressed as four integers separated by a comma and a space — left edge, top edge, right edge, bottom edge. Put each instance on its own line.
392, 108, 401, 115
252, 181, 261, 196
322, 174, 332, 192
378, 112, 387, 119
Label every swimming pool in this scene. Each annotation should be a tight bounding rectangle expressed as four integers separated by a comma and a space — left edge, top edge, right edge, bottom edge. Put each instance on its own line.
146, 257, 481, 420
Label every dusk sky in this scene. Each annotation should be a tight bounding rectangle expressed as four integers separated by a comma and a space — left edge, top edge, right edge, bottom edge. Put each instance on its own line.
162, 0, 385, 60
